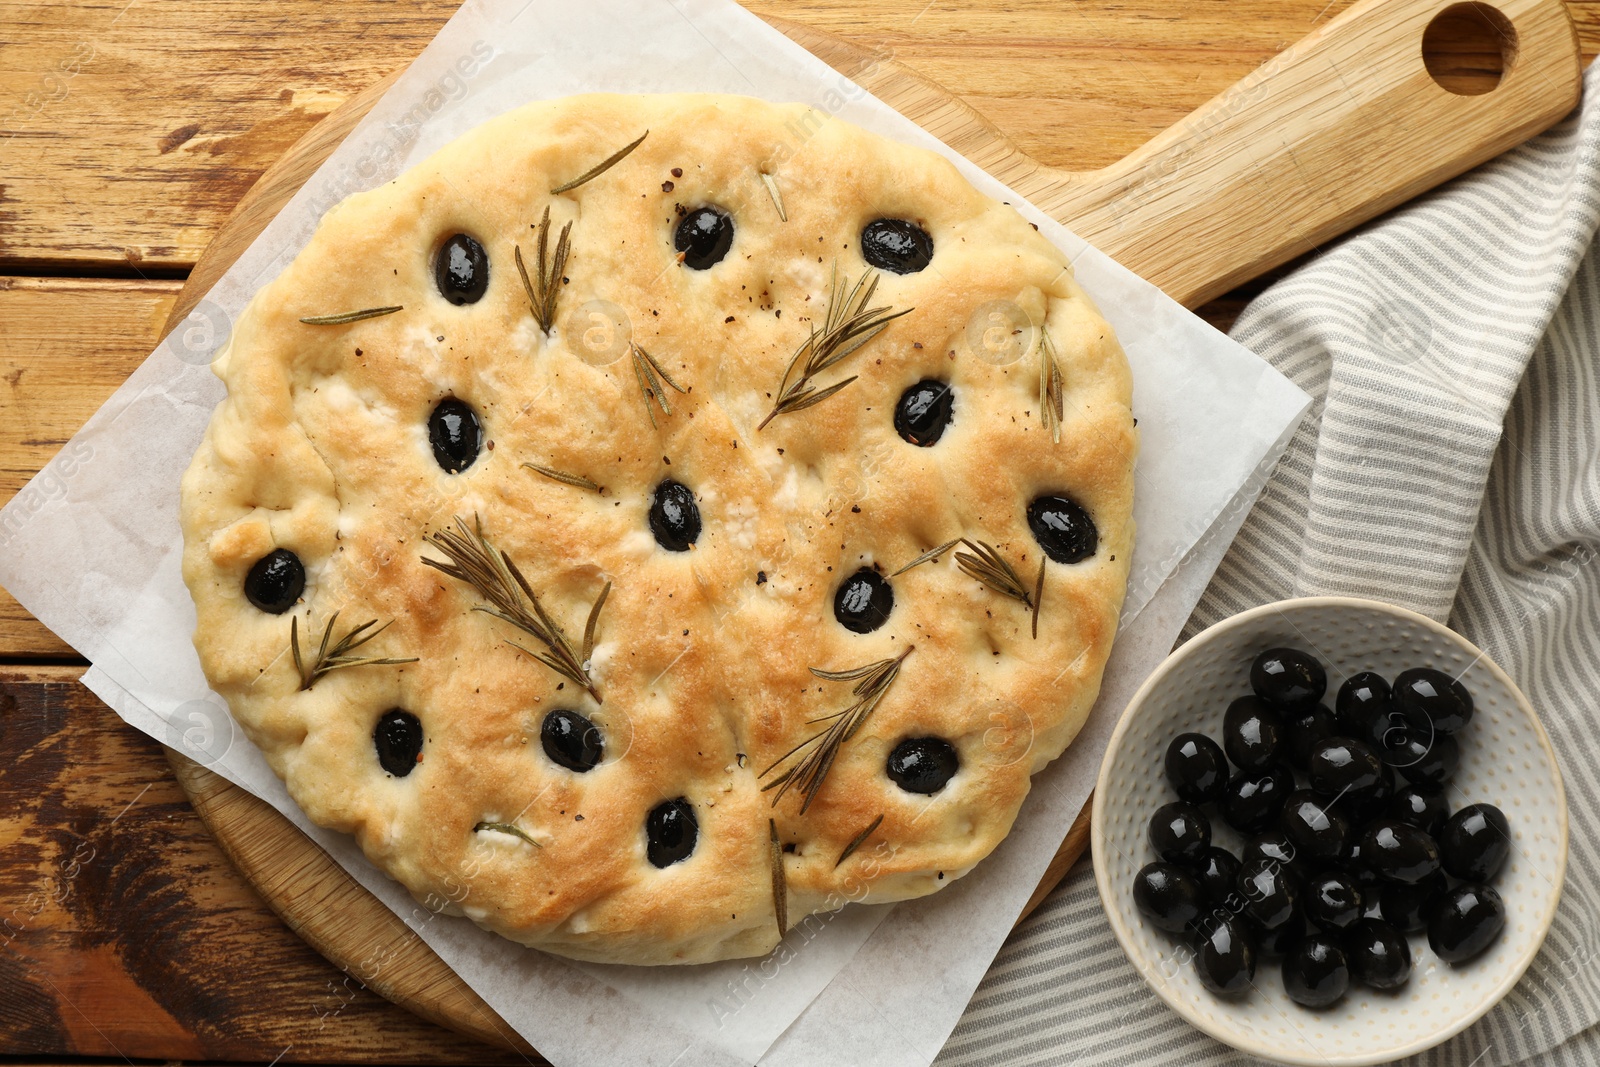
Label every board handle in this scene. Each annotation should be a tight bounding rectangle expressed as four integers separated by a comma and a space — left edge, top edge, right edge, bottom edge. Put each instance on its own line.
1021, 0, 1582, 308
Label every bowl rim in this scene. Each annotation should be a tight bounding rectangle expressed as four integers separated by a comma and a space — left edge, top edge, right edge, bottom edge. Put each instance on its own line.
1090, 594, 1570, 1066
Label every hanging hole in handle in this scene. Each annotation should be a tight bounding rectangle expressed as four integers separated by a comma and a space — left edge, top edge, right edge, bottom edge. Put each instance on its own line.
1423, 2, 1518, 95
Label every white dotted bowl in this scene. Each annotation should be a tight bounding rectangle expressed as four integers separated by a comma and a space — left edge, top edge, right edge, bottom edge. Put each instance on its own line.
1092, 597, 1567, 1065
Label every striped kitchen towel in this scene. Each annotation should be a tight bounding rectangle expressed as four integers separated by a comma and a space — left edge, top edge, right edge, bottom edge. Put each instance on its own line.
936, 61, 1600, 1067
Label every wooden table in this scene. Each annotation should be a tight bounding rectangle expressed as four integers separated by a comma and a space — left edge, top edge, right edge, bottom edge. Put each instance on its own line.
2, 2, 1596, 1062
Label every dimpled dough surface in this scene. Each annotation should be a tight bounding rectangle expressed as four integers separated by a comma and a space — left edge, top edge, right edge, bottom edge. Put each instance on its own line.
179, 93, 1137, 966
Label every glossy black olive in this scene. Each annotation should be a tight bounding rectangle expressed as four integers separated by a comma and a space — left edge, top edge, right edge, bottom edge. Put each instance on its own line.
1026, 495, 1097, 564
893, 379, 954, 446
1284, 703, 1338, 771
1359, 820, 1441, 884
1378, 871, 1446, 933
1396, 731, 1459, 787
1393, 666, 1474, 734
244, 548, 305, 614
1307, 736, 1383, 799
1347, 918, 1413, 990
1303, 871, 1363, 930
1253, 912, 1306, 958
435, 233, 489, 304
1335, 671, 1391, 739
1165, 732, 1228, 804
1192, 913, 1257, 997
1221, 765, 1295, 834
541, 709, 603, 772
648, 479, 701, 551
1223, 696, 1286, 771
887, 737, 959, 794
1389, 784, 1449, 838
674, 207, 734, 269
1237, 856, 1299, 929
1339, 760, 1397, 826
1192, 847, 1242, 906
833, 568, 894, 633
1440, 803, 1511, 882
645, 798, 698, 867
1133, 861, 1204, 933
1250, 647, 1327, 709
374, 708, 423, 777
1280, 790, 1351, 866
860, 218, 933, 274
1241, 830, 1308, 880
1283, 932, 1349, 1008
1150, 801, 1211, 865
428, 398, 482, 474
1429, 883, 1506, 964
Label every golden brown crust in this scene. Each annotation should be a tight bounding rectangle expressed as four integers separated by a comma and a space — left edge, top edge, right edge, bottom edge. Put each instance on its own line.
179, 93, 1136, 964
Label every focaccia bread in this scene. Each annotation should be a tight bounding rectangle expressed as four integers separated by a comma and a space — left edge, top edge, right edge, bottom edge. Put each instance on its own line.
179, 93, 1136, 965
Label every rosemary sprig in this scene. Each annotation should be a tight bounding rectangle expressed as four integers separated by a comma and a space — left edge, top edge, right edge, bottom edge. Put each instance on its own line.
474, 821, 542, 847
760, 171, 787, 221
955, 539, 1044, 640
631, 342, 686, 428
1039, 328, 1065, 443
757, 266, 912, 430
891, 539, 961, 577
515, 205, 572, 335
299, 306, 403, 325
769, 819, 788, 936
522, 461, 601, 493
290, 612, 417, 691
835, 813, 884, 868
760, 646, 913, 813
421, 515, 608, 703
551, 130, 648, 194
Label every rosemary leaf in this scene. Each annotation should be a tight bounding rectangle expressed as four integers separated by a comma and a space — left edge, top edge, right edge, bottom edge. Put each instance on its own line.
474, 821, 542, 847
1039, 328, 1065, 443
522, 461, 602, 493
516, 206, 573, 335
582, 580, 611, 666
769, 818, 788, 936
835, 813, 884, 867
761, 646, 913, 813
758, 266, 912, 430
890, 539, 961, 577
1032, 556, 1046, 640
551, 130, 649, 194
955, 538, 1033, 608
422, 515, 605, 702
291, 612, 418, 691
760, 171, 787, 221
631, 342, 686, 427
299, 305, 403, 325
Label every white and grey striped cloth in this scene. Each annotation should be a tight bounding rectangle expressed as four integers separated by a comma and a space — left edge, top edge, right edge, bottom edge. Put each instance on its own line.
937, 64, 1600, 1067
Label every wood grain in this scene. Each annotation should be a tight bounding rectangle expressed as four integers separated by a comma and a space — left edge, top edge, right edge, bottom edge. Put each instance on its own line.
0, 664, 530, 1064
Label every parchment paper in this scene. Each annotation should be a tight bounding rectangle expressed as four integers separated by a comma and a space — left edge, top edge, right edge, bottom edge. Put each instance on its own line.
0, 0, 1311, 1063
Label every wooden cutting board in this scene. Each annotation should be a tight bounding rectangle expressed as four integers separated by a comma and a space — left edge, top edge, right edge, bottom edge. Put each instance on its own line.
161, 0, 1580, 1052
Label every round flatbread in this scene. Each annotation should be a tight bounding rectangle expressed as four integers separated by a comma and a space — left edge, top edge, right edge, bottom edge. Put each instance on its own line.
180, 93, 1136, 965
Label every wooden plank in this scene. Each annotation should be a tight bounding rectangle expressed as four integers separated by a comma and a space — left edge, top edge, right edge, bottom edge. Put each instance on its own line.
0, 664, 533, 1064
7, 0, 1597, 272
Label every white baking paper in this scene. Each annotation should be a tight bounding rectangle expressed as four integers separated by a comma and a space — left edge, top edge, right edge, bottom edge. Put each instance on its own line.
0, 0, 1311, 1063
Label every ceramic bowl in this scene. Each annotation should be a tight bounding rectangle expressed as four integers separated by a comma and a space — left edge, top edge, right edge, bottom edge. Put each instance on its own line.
1092, 596, 1567, 1065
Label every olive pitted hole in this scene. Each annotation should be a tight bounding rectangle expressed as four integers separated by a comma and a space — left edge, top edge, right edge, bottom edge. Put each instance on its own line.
645, 798, 698, 868
673, 207, 734, 270
649, 479, 701, 551
886, 737, 958, 794
435, 233, 488, 304
244, 548, 305, 614
1027, 494, 1097, 564
833, 568, 893, 633
374, 709, 423, 777
428, 398, 481, 474
541, 709, 603, 772
893, 379, 954, 446
861, 218, 933, 275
